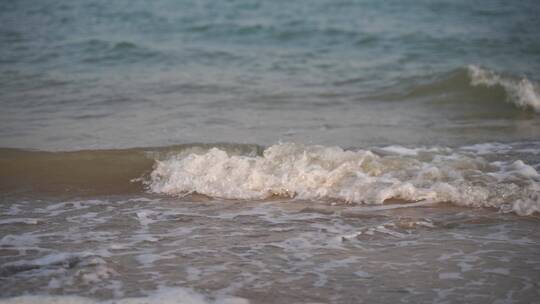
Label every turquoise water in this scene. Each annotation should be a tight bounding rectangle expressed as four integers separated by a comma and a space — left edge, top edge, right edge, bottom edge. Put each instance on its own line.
1, 0, 539, 149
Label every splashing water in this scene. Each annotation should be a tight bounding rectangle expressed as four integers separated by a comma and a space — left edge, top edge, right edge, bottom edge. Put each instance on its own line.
468, 65, 540, 112
150, 143, 540, 216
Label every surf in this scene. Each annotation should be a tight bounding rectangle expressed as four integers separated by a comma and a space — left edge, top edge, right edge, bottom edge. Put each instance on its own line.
2, 142, 539, 216
148, 142, 540, 216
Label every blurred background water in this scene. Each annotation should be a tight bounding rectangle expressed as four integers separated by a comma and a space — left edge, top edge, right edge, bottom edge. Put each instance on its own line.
1, 0, 539, 150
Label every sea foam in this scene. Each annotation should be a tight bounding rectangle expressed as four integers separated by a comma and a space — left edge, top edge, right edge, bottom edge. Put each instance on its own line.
0, 287, 249, 304
149, 143, 540, 216
468, 65, 540, 112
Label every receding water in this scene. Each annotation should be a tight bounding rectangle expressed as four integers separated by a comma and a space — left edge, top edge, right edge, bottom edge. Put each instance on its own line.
1, 196, 540, 304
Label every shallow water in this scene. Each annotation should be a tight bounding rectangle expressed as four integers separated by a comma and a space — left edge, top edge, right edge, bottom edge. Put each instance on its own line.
1, 142, 540, 303
1, 0, 540, 303
1, 196, 539, 303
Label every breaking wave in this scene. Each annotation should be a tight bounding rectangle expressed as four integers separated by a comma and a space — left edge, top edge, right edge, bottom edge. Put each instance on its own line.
150, 142, 540, 216
467, 65, 540, 113
387, 65, 540, 114
2, 142, 539, 216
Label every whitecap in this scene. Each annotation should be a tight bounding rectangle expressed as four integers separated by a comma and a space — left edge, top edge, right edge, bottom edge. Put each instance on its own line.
467, 65, 540, 113
148, 143, 540, 216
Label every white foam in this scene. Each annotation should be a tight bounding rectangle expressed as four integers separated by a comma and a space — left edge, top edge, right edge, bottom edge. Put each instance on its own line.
135, 210, 157, 227
509, 182, 540, 216
135, 252, 175, 266
378, 145, 446, 156
354, 271, 372, 278
3, 252, 81, 267
439, 272, 462, 280
484, 268, 510, 275
467, 65, 540, 113
0, 286, 249, 304
149, 143, 540, 216
0, 233, 39, 248
378, 145, 421, 156
6, 204, 24, 216
0, 218, 39, 225
460, 143, 512, 155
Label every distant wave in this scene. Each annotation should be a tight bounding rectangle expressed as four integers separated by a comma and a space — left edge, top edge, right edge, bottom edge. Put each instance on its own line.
467, 65, 540, 113
382, 65, 540, 114
72, 39, 159, 65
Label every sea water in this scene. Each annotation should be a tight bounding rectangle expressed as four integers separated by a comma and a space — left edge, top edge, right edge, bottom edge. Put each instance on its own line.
1, 0, 539, 303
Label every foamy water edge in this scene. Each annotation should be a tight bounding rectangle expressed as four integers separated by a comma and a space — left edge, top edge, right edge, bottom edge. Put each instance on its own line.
149, 142, 540, 216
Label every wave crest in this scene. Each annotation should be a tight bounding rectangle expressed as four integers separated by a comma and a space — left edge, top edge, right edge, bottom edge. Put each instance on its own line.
149, 143, 540, 216
467, 65, 540, 112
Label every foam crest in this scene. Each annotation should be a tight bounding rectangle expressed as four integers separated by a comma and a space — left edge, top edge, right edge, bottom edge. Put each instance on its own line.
149, 143, 540, 215
468, 65, 540, 112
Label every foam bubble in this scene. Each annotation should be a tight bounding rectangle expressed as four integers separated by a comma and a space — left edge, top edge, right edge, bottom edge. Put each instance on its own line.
149, 143, 540, 216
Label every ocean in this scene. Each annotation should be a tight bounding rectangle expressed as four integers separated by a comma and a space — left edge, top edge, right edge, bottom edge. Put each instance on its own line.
1, 0, 539, 303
